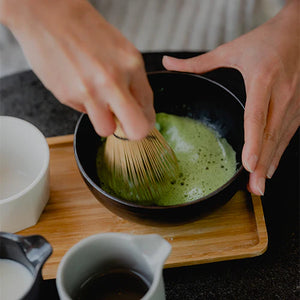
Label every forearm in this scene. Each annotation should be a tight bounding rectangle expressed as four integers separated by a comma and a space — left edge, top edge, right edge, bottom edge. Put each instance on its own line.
0, 0, 89, 30
0, 0, 41, 28
0, 0, 13, 26
275, 0, 300, 44
0, 0, 154, 140
275, 0, 299, 35
252, 0, 300, 93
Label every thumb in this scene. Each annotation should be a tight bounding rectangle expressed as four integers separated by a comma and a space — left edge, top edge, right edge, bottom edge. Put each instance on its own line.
162, 50, 226, 74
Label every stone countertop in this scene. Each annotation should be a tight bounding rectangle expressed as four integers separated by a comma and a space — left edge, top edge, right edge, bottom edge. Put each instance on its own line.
1, 52, 299, 300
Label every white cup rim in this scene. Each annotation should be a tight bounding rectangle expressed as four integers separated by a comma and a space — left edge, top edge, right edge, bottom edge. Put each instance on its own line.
0, 116, 49, 203
56, 233, 169, 300
56, 233, 136, 299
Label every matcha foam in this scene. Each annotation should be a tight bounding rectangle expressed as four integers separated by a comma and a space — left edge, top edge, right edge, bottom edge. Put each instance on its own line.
96, 113, 237, 206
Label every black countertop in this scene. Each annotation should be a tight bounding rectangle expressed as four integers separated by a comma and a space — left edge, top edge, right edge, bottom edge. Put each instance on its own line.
1, 52, 299, 300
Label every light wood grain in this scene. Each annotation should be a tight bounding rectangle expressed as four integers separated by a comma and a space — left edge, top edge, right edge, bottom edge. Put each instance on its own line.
17, 135, 268, 280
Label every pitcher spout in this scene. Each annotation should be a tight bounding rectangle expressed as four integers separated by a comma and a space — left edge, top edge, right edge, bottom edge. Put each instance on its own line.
131, 234, 171, 269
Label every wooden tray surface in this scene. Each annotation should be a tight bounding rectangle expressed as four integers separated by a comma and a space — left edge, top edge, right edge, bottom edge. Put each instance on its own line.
18, 135, 268, 280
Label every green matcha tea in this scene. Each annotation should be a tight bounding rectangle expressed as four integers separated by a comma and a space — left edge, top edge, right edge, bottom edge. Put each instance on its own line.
96, 113, 237, 206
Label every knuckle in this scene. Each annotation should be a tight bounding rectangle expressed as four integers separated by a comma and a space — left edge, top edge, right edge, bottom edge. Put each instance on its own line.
261, 51, 281, 74
81, 63, 119, 93
53, 78, 95, 106
101, 69, 123, 92
255, 71, 274, 88
253, 59, 280, 87
278, 81, 295, 105
122, 47, 144, 72
244, 109, 267, 127
263, 130, 278, 144
77, 79, 95, 100
96, 63, 125, 88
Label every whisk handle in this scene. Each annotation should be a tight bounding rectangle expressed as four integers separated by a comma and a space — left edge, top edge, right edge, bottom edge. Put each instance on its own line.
113, 133, 128, 140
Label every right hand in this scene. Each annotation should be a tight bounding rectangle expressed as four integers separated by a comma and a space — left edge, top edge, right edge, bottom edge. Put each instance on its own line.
162, 0, 300, 196
0, 0, 155, 140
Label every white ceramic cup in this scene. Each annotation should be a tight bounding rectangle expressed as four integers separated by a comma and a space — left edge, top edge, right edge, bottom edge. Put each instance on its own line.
56, 233, 171, 300
0, 116, 50, 232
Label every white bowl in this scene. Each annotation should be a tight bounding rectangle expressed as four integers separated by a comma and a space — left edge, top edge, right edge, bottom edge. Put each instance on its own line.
0, 116, 50, 232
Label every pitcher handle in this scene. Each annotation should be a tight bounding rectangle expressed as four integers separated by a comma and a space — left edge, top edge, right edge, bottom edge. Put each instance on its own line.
20, 235, 52, 268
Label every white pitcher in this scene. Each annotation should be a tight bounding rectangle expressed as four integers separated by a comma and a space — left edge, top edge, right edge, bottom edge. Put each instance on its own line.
56, 233, 172, 300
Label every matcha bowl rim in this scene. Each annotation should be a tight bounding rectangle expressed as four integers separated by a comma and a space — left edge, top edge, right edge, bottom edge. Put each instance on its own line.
73, 71, 248, 224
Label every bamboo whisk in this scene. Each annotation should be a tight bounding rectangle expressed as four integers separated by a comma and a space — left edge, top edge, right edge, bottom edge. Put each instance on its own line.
103, 124, 179, 204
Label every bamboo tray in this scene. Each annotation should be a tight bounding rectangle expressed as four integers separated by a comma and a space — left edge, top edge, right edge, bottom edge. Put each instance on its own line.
18, 135, 268, 280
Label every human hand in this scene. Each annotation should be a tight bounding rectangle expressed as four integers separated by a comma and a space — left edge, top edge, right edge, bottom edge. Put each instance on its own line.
0, 0, 155, 140
162, 0, 300, 195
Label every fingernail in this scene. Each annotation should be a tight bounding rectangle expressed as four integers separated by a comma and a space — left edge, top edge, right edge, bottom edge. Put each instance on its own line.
267, 164, 276, 179
257, 177, 265, 196
162, 55, 172, 62
245, 154, 258, 173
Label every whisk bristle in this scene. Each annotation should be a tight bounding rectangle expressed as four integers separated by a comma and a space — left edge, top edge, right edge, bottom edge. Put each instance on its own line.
103, 126, 178, 204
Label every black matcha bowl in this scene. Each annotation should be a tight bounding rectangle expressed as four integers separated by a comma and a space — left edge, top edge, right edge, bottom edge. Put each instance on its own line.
74, 71, 247, 225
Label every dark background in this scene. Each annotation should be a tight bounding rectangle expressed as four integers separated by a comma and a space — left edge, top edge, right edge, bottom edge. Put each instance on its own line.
1, 52, 299, 299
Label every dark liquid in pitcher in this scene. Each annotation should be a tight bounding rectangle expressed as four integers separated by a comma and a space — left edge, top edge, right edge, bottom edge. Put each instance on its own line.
75, 268, 150, 300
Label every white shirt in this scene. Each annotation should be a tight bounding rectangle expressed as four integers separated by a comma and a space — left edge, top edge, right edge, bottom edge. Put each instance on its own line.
0, 0, 283, 77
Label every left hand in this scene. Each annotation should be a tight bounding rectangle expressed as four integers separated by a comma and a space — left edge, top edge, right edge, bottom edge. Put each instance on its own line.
162, 0, 300, 196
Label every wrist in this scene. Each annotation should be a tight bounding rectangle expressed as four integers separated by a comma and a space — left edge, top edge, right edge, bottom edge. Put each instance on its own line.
0, 0, 24, 29
0, 0, 11, 26
280, 0, 299, 23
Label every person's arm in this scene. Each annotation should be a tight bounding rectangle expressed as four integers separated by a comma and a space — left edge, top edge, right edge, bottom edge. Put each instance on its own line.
0, 0, 155, 140
163, 0, 300, 196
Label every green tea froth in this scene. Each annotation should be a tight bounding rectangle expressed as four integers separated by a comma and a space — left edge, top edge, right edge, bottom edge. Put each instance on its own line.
97, 113, 236, 206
